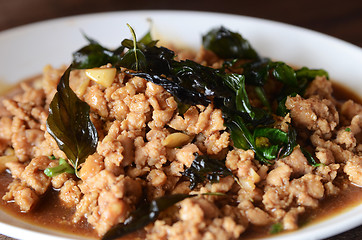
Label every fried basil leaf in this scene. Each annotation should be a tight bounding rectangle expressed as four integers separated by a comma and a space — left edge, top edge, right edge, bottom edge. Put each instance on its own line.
72, 34, 124, 69
72, 27, 156, 70
270, 61, 298, 87
202, 26, 259, 60
280, 125, 297, 158
182, 153, 234, 190
46, 65, 98, 176
241, 58, 270, 86
171, 60, 232, 97
300, 147, 322, 167
296, 67, 329, 80
119, 48, 147, 71
102, 194, 195, 240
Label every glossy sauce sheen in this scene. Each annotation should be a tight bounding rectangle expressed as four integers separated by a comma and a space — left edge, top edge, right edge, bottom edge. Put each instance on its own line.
0, 172, 96, 238
0, 81, 361, 239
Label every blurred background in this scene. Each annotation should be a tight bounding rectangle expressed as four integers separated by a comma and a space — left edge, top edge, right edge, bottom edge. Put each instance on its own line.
0, 1, 361, 240
0, 0, 361, 47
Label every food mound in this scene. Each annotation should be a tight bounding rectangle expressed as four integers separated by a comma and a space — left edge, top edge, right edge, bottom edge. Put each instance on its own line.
0, 26, 362, 240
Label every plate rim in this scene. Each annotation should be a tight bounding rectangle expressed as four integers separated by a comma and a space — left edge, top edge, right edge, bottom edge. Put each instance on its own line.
0, 9, 361, 240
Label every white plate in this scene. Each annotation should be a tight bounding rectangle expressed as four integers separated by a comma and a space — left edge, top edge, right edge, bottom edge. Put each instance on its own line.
0, 10, 362, 240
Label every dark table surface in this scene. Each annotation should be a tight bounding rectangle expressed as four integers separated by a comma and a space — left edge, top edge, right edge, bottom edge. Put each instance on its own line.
0, 0, 361, 239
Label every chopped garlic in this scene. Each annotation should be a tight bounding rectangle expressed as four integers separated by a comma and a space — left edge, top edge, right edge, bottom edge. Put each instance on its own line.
162, 132, 192, 148
85, 68, 116, 88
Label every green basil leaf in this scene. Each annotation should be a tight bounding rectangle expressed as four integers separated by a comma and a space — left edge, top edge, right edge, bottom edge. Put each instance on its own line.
226, 116, 271, 164
270, 62, 298, 87
72, 43, 122, 69
296, 67, 329, 80
253, 128, 288, 145
122, 32, 158, 51
46, 66, 98, 176
72, 33, 123, 69
254, 86, 271, 111
253, 128, 291, 160
276, 93, 297, 116
129, 72, 211, 106
221, 72, 244, 92
171, 60, 233, 98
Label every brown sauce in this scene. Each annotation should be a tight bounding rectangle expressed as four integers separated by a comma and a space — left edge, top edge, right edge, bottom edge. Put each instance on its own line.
0, 171, 97, 239
0, 77, 361, 239
243, 182, 362, 239
333, 81, 362, 103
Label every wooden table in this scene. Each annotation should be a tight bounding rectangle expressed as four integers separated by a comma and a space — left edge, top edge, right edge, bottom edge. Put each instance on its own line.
0, 0, 361, 239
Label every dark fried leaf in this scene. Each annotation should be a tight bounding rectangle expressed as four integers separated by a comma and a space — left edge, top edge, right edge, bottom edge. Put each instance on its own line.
46, 65, 98, 176
241, 58, 270, 86
72, 44, 121, 69
124, 24, 147, 71
102, 194, 195, 240
143, 46, 175, 74
226, 117, 252, 150
182, 153, 233, 190
121, 31, 158, 51
300, 147, 322, 167
235, 76, 256, 119
72, 34, 123, 69
118, 49, 147, 71
171, 60, 233, 99
130, 72, 211, 106
280, 124, 297, 158
270, 61, 298, 87
202, 26, 259, 60
221, 72, 244, 92
72, 26, 157, 70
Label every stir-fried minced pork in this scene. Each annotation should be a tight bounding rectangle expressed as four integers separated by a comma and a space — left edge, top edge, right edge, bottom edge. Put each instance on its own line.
0, 45, 362, 240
